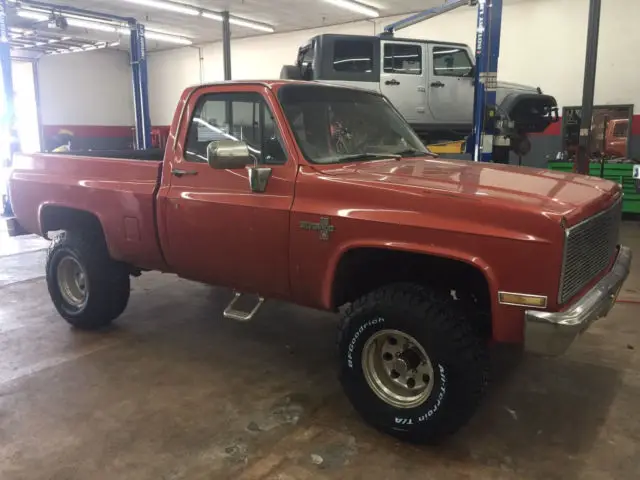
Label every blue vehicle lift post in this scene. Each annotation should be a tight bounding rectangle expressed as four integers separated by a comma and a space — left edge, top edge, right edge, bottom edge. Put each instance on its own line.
384, 0, 502, 162
7, 0, 152, 149
469, 0, 502, 162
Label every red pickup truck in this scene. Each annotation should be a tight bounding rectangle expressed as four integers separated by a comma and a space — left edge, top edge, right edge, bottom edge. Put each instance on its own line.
6, 81, 632, 443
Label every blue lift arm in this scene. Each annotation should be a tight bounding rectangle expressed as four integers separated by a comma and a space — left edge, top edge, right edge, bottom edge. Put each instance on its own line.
383, 0, 503, 162
384, 0, 472, 34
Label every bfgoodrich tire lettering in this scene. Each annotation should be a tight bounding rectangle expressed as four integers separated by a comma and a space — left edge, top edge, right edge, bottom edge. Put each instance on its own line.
337, 283, 489, 444
46, 231, 130, 330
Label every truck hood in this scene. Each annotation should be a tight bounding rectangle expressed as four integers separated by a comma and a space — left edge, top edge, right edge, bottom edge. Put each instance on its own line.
317, 157, 620, 226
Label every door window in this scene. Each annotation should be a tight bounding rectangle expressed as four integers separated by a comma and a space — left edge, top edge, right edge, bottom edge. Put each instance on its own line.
333, 40, 374, 73
432, 46, 473, 77
383, 43, 422, 75
185, 92, 287, 165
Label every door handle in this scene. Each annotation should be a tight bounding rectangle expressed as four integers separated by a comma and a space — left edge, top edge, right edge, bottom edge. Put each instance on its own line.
171, 168, 198, 177
385, 79, 400, 86
430, 81, 445, 88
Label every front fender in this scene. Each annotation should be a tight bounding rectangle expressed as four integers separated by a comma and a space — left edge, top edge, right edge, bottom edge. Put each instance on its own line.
320, 239, 499, 310
498, 92, 559, 134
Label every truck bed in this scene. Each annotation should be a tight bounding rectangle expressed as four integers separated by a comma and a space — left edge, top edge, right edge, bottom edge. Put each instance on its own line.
59, 148, 165, 161
9, 152, 166, 270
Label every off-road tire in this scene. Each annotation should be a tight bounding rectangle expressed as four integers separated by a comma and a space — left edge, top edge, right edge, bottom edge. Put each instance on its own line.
337, 283, 489, 444
46, 231, 130, 330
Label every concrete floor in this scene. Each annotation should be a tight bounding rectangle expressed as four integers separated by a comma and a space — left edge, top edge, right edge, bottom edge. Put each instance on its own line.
1, 221, 640, 480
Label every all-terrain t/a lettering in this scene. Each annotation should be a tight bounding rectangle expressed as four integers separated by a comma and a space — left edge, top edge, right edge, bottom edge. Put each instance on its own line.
347, 316, 384, 369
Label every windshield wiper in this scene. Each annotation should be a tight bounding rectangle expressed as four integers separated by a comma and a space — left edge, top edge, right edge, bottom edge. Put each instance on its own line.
334, 152, 401, 163
393, 148, 433, 158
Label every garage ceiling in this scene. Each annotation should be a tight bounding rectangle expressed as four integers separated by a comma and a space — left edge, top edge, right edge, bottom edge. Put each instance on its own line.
8, 0, 447, 54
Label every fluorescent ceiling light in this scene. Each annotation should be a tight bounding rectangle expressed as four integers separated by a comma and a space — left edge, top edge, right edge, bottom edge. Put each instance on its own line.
229, 17, 274, 33
200, 11, 275, 33
17, 10, 48, 21
200, 11, 223, 21
118, 0, 200, 16
112, 0, 276, 33
144, 30, 193, 45
117, 27, 193, 45
19, 6, 190, 44
19, 8, 117, 35
322, 0, 379, 17
66, 18, 117, 33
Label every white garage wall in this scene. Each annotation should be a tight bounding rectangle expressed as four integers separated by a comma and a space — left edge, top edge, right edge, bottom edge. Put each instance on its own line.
148, 20, 374, 124
37, 49, 134, 126
146, 0, 638, 126
147, 47, 202, 127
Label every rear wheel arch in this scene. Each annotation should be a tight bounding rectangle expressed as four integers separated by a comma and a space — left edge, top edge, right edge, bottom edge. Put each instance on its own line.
39, 205, 106, 241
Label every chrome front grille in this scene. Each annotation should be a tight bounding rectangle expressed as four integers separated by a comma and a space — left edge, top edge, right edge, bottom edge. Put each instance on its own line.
559, 198, 622, 304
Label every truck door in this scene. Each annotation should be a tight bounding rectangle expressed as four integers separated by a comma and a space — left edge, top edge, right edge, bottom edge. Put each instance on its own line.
427, 44, 475, 124
380, 40, 427, 125
162, 86, 295, 298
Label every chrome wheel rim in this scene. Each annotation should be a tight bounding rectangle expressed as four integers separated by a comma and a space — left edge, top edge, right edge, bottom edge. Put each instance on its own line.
57, 256, 88, 308
362, 329, 435, 409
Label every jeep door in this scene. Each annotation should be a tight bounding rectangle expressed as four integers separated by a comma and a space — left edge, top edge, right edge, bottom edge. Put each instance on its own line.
380, 40, 428, 125
427, 43, 475, 124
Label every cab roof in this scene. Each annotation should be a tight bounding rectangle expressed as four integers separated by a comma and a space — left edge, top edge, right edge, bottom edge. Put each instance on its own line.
183, 79, 381, 95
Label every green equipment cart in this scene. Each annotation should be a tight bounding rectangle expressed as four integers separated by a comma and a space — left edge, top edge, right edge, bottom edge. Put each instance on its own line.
547, 161, 640, 214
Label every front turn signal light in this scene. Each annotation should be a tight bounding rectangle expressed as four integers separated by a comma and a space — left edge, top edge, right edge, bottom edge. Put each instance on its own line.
498, 292, 547, 309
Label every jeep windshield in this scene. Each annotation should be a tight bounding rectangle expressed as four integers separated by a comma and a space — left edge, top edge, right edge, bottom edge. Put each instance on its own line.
277, 84, 429, 165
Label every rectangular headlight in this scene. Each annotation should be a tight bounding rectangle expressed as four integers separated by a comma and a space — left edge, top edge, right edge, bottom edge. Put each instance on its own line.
499, 292, 547, 309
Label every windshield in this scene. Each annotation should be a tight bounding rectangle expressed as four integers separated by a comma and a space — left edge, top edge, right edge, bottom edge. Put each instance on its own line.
277, 84, 429, 164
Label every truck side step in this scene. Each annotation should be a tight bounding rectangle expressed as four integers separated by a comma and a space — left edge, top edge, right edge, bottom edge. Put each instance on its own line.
223, 292, 265, 322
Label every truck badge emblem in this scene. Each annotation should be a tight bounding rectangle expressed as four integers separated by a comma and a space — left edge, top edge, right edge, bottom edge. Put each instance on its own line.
299, 217, 335, 240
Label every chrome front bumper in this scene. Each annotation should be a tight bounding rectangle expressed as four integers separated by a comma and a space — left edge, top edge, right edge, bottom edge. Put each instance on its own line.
525, 246, 632, 356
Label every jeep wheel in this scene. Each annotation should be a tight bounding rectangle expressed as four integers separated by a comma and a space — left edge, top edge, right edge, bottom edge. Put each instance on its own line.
337, 284, 489, 444
46, 231, 130, 330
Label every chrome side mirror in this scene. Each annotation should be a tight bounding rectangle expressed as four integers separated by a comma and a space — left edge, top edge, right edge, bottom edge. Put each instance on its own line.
206, 140, 252, 170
